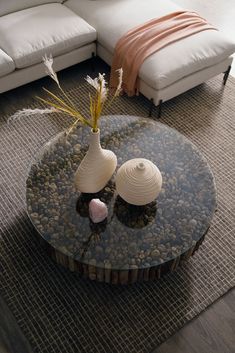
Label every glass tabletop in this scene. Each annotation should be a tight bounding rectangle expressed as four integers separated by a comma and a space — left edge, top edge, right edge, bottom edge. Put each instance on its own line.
26, 115, 216, 271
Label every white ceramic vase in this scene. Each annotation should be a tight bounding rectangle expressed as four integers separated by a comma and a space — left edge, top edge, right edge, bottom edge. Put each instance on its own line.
116, 158, 162, 205
74, 129, 117, 193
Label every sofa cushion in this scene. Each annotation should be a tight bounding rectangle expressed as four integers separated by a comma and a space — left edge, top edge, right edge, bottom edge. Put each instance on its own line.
139, 31, 235, 90
66, 0, 235, 90
65, 0, 183, 48
0, 49, 15, 77
0, 0, 64, 17
0, 3, 97, 69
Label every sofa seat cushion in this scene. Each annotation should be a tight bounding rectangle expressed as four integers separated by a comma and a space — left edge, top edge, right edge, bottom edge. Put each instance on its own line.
0, 49, 15, 77
0, 0, 63, 17
0, 3, 96, 69
66, 0, 235, 90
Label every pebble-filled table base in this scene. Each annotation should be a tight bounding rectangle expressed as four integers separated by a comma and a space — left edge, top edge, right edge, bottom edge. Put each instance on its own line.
26, 116, 216, 284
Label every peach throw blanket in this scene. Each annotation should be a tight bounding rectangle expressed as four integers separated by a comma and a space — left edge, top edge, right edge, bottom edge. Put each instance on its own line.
110, 11, 217, 96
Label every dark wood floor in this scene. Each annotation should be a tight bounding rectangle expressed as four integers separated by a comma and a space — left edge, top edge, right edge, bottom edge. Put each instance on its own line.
0, 297, 33, 353
153, 288, 235, 353
0, 0, 234, 352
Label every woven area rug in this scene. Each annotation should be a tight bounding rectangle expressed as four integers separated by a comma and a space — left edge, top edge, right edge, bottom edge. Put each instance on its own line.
0, 63, 234, 353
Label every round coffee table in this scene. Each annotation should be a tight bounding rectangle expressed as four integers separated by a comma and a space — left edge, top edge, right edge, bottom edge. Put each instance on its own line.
26, 115, 216, 284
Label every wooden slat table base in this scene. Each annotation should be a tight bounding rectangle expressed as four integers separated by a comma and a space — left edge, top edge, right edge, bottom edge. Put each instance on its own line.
39, 233, 206, 285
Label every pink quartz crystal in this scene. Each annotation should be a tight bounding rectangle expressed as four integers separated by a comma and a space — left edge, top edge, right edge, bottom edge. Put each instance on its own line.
89, 199, 108, 223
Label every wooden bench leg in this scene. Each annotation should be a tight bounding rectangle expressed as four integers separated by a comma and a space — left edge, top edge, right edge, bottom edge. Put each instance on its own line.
158, 99, 163, 119
148, 99, 163, 119
91, 52, 96, 72
148, 98, 154, 117
223, 65, 231, 86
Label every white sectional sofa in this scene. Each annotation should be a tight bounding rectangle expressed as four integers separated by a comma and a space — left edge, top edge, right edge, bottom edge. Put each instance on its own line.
0, 0, 235, 112
66, 0, 235, 113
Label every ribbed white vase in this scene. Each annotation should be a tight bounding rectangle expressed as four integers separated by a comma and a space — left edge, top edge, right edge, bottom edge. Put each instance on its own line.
116, 158, 162, 205
74, 129, 117, 193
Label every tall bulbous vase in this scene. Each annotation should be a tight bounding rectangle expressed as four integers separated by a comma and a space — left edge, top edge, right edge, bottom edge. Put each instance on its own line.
74, 128, 117, 193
